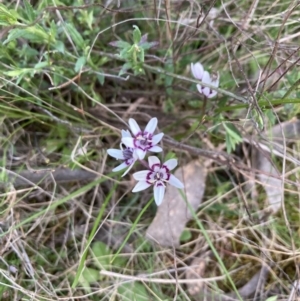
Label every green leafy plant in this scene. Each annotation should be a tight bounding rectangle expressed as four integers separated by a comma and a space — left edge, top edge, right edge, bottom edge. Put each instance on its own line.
109, 25, 158, 76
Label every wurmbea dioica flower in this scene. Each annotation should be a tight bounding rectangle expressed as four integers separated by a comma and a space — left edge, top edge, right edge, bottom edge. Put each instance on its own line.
107, 130, 138, 176
132, 156, 184, 206
191, 62, 219, 98
122, 118, 164, 160
107, 117, 184, 206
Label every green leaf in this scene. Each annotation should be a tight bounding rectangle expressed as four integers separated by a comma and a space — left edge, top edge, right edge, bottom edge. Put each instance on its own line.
53, 40, 65, 53
75, 56, 86, 72
119, 46, 132, 60
34, 61, 49, 69
4, 25, 54, 44
91, 242, 125, 269
223, 123, 242, 143
180, 229, 192, 242
223, 122, 242, 153
118, 283, 149, 301
118, 62, 132, 76
23, 0, 36, 22
3, 68, 32, 77
165, 55, 174, 96
78, 267, 99, 293
139, 41, 159, 50
91, 241, 110, 268
132, 25, 141, 44
0, 4, 19, 26
109, 40, 131, 48
97, 73, 105, 85
65, 23, 85, 50
265, 297, 277, 301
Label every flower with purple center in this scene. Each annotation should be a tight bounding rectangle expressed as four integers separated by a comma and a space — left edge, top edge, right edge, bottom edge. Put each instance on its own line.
107, 130, 138, 176
191, 62, 219, 98
132, 156, 184, 206
122, 118, 164, 160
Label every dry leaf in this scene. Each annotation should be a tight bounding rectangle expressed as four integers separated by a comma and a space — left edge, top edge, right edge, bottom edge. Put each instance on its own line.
255, 119, 300, 214
257, 151, 282, 214
146, 159, 207, 247
186, 254, 210, 296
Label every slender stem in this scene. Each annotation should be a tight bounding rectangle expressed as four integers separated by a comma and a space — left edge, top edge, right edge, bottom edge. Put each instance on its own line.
138, 159, 150, 169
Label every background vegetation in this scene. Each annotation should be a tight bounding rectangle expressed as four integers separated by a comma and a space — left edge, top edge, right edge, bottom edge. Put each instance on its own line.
1, 0, 300, 300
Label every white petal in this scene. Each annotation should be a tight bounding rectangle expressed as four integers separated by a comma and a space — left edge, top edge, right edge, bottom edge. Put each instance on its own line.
145, 117, 157, 134
133, 170, 149, 180
129, 118, 141, 135
169, 174, 184, 189
132, 149, 139, 160
136, 148, 146, 160
163, 158, 178, 171
148, 145, 162, 153
121, 137, 135, 148
107, 149, 124, 159
191, 62, 204, 80
122, 162, 135, 176
196, 84, 203, 94
202, 86, 211, 97
122, 129, 132, 138
202, 71, 211, 84
152, 133, 164, 145
112, 162, 128, 172
148, 156, 160, 168
132, 181, 151, 192
211, 74, 219, 88
154, 184, 165, 206
208, 90, 217, 98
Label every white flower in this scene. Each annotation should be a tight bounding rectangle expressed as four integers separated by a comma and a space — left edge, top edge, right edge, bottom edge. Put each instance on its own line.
107, 130, 138, 176
132, 156, 184, 206
191, 62, 219, 98
122, 118, 164, 160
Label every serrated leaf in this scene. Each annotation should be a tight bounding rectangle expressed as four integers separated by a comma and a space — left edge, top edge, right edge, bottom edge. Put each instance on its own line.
132, 25, 141, 44
109, 40, 131, 48
74, 56, 86, 72
0, 4, 19, 26
65, 23, 85, 50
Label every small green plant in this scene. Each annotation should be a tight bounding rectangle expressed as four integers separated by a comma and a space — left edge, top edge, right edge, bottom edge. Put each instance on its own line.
109, 25, 158, 76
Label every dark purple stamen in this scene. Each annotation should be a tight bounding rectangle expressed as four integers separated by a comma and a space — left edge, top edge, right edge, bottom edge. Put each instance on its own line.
123, 148, 133, 160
